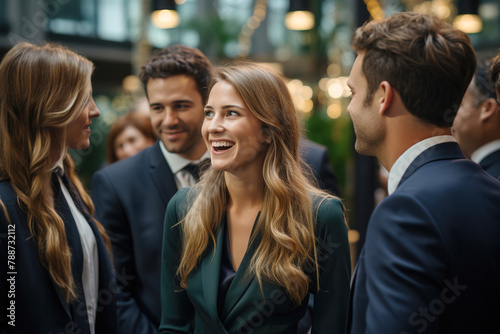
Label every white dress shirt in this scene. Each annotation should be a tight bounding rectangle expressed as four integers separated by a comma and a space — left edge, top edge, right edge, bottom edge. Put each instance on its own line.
58, 172, 99, 334
471, 139, 500, 165
387, 135, 456, 195
159, 141, 210, 188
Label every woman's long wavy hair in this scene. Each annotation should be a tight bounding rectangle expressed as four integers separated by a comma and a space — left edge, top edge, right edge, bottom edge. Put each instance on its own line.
0, 42, 112, 302
177, 62, 334, 305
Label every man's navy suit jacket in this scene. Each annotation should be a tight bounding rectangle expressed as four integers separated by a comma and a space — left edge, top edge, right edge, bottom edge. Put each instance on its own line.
91, 139, 339, 334
300, 138, 340, 196
92, 142, 175, 334
349, 142, 500, 333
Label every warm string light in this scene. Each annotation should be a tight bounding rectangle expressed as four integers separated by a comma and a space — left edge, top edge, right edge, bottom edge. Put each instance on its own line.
318, 76, 350, 119
151, 0, 180, 29
151, 10, 180, 29
412, 0, 454, 20
363, 0, 385, 20
403, 0, 483, 34
237, 0, 268, 58
453, 0, 482, 33
285, 10, 314, 30
453, 14, 482, 33
287, 79, 314, 118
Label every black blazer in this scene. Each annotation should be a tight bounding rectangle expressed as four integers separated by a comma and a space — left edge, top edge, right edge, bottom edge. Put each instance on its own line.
0, 179, 117, 334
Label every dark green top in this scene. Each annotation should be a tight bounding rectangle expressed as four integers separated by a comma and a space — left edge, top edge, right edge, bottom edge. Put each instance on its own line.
159, 187, 351, 334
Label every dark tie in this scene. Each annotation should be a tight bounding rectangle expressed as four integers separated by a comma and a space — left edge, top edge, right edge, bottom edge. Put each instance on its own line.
54, 167, 93, 221
182, 159, 210, 182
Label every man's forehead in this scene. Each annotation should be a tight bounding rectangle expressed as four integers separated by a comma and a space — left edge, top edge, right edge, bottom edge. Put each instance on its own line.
348, 55, 366, 85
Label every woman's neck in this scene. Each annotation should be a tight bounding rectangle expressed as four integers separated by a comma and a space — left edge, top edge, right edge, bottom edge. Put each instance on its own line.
224, 171, 263, 210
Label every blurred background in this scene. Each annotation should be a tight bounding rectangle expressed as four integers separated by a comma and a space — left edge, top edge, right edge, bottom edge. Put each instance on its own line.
1, 0, 499, 261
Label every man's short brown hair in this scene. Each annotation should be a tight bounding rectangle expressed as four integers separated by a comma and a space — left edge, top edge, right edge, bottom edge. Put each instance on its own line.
139, 45, 212, 104
352, 12, 476, 127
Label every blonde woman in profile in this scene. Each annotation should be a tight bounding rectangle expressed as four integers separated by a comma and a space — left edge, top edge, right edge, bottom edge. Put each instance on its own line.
160, 62, 351, 333
0, 42, 117, 334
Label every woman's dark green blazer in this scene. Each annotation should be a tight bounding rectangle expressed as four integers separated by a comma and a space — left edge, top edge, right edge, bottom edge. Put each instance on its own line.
159, 187, 351, 334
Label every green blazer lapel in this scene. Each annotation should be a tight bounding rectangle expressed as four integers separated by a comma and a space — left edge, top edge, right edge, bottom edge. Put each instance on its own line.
220, 213, 262, 320
201, 224, 224, 323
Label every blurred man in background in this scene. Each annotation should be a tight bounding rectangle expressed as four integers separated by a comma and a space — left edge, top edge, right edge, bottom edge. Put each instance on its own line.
453, 60, 500, 179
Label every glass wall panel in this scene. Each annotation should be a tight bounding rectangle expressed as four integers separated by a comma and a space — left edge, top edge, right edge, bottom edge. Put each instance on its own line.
0, 0, 8, 32
48, 0, 137, 42
49, 0, 97, 37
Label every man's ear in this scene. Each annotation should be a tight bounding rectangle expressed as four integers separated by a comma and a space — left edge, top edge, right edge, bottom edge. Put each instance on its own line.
378, 81, 393, 115
479, 98, 499, 122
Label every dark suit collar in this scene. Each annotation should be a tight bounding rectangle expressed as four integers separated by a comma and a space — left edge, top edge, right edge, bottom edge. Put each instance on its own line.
479, 148, 500, 169
148, 141, 178, 204
398, 142, 464, 189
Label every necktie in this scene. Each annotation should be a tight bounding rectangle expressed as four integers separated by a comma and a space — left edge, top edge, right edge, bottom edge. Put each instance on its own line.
54, 167, 93, 221
182, 159, 210, 182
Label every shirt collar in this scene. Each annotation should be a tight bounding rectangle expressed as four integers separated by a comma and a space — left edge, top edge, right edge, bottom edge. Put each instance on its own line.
387, 135, 456, 195
470, 139, 500, 164
159, 141, 209, 174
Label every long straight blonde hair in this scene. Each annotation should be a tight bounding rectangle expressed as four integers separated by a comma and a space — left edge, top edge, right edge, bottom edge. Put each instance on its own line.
0, 42, 111, 302
177, 62, 335, 305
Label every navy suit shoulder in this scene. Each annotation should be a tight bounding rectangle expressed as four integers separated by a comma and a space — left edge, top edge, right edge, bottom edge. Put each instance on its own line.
299, 138, 340, 195
91, 142, 177, 334
350, 142, 500, 334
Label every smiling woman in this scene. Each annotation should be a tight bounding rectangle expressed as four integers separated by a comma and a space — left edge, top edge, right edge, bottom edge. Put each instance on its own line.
0, 42, 117, 334
159, 62, 351, 334
203, 80, 268, 176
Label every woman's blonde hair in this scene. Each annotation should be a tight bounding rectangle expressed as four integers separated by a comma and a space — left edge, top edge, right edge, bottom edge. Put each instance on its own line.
177, 62, 333, 305
0, 42, 111, 302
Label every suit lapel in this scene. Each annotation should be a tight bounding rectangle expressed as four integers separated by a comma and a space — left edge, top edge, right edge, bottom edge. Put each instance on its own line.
201, 224, 224, 323
148, 142, 178, 205
47, 188, 72, 319
399, 142, 464, 188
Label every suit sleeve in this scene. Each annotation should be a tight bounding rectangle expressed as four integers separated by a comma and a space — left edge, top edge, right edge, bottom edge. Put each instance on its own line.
312, 197, 351, 334
363, 194, 447, 334
91, 171, 158, 334
159, 188, 194, 333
